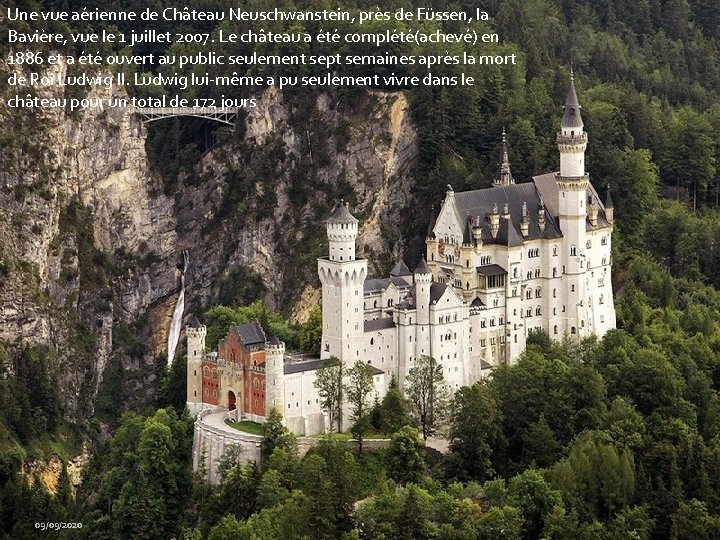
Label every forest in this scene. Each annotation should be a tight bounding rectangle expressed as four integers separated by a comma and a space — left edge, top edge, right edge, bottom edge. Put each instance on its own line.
2, 0, 720, 538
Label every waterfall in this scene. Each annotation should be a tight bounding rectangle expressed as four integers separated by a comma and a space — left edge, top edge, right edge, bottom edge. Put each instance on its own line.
167, 250, 189, 365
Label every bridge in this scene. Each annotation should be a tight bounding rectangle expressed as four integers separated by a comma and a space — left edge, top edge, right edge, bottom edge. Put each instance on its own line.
132, 107, 239, 126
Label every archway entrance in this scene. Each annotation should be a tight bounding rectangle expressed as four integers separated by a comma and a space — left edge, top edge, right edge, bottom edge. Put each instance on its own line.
228, 390, 236, 411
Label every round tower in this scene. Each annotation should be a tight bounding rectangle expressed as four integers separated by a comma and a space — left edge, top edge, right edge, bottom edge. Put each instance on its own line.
414, 257, 432, 357
265, 335, 286, 418
318, 201, 367, 365
556, 72, 590, 339
186, 315, 207, 415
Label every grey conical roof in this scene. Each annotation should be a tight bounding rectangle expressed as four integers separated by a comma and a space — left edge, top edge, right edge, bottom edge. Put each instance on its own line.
327, 201, 358, 224
605, 190, 614, 208
414, 257, 431, 274
268, 334, 282, 346
390, 260, 412, 277
187, 314, 202, 328
561, 75, 583, 129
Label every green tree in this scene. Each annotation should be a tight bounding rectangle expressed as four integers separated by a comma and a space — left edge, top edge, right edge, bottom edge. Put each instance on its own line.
406, 355, 449, 440
299, 306, 322, 352
386, 426, 427, 485
314, 357, 344, 432
447, 382, 504, 482
346, 360, 375, 453
670, 499, 720, 540
261, 408, 297, 461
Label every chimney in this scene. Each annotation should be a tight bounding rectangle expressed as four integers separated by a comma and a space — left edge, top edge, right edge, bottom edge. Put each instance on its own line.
538, 198, 546, 234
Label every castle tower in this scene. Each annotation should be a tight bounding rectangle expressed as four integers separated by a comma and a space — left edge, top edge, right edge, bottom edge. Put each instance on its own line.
186, 315, 207, 415
318, 201, 367, 365
493, 129, 514, 187
265, 335, 286, 418
414, 257, 432, 357
556, 72, 590, 338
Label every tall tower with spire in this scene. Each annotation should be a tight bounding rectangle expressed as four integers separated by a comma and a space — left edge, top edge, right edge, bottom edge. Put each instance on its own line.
318, 201, 367, 365
493, 129, 515, 187
557, 72, 590, 338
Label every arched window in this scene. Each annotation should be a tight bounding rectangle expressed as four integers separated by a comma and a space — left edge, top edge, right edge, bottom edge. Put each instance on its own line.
370, 338, 374, 345
571, 284, 575, 292
373, 300, 377, 308
554, 325, 558, 335
570, 246, 577, 256
526, 308, 532, 318
601, 236, 608, 246
553, 288, 556, 298
535, 269, 540, 278
466, 260, 470, 268
526, 289, 532, 300
571, 326, 576, 335
553, 246, 558, 256
481, 319, 487, 328
527, 271, 532, 280
599, 295, 604, 305
490, 318, 496, 327
536, 287, 541, 298
586, 240, 591, 249
536, 306, 541, 316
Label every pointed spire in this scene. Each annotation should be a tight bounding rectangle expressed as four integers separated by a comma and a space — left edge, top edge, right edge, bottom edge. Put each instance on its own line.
426, 205, 436, 239
561, 72, 583, 129
463, 215, 473, 245
494, 128, 514, 187
605, 189, 614, 208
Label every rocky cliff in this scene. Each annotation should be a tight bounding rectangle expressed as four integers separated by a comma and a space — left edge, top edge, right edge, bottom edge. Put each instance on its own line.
0, 58, 418, 420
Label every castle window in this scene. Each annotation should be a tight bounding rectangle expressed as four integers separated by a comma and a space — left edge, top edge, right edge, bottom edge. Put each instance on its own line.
499, 316, 504, 325
432, 253, 435, 261
536, 287, 541, 298
203, 367, 209, 377
514, 267, 518, 278
204, 388, 209, 396
571, 326, 576, 335
553, 308, 557, 315
481, 339, 486, 347
536, 306, 541, 316
527, 271, 532, 280
600, 315, 605, 323
373, 300, 377, 308
553, 246, 558, 256
535, 269, 540, 278
570, 246, 577, 256
599, 277, 605, 287
554, 325, 558, 335
526, 308, 532, 317
194, 370, 197, 377
490, 318, 495, 327
512, 288, 517, 297
599, 294, 604, 305
587, 240, 591, 249
481, 319, 487, 328
563, 305, 566, 312
602, 257, 608, 266
553, 268, 557, 278
553, 288, 557, 298
194, 391, 197, 397
466, 282, 470, 290
526, 289, 532, 300
466, 260, 470, 268
571, 284, 575, 292
601, 236, 608, 246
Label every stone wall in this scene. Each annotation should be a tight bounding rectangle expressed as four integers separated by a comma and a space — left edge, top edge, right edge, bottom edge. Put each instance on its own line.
192, 409, 392, 484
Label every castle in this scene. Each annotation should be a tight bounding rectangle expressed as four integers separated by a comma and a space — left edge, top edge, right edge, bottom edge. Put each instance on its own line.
186, 77, 616, 435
